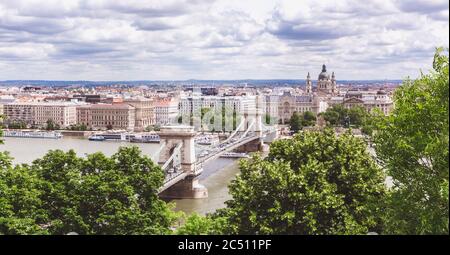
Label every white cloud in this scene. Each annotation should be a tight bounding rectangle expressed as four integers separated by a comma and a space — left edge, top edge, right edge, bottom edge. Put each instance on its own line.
0, 0, 448, 80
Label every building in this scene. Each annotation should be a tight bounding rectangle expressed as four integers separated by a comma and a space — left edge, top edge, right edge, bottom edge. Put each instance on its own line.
263, 64, 393, 124
266, 91, 323, 124
3, 102, 77, 128
179, 95, 257, 116
77, 104, 135, 131
341, 89, 393, 115
124, 97, 155, 131
155, 97, 179, 125
316, 64, 337, 95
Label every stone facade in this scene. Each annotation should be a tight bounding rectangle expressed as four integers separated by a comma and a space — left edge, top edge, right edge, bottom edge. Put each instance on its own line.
124, 97, 155, 131
263, 64, 393, 124
155, 97, 179, 125
76, 104, 135, 131
3, 102, 77, 128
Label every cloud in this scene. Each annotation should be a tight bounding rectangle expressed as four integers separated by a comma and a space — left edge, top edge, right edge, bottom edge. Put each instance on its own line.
132, 19, 177, 31
0, 0, 448, 80
0, 15, 73, 35
394, 0, 449, 14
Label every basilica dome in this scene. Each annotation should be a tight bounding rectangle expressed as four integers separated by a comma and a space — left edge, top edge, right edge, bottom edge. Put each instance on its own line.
318, 64, 330, 80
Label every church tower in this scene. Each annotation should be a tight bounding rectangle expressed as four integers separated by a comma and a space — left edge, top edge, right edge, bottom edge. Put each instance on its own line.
331, 71, 337, 94
306, 72, 312, 94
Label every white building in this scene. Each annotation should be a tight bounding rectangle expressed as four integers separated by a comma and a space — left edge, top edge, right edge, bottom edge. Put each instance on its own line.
3, 102, 78, 128
179, 95, 257, 116
155, 97, 179, 125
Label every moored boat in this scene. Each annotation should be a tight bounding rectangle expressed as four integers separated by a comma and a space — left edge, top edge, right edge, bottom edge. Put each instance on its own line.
220, 152, 250, 158
88, 135, 105, 141
3, 130, 63, 139
130, 134, 160, 143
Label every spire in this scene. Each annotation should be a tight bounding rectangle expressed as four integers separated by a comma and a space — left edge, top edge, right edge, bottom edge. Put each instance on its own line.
331, 71, 335, 79
306, 72, 312, 94
322, 64, 327, 72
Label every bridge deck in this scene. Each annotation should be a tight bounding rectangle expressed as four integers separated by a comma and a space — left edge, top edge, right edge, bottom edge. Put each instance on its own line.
159, 127, 276, 193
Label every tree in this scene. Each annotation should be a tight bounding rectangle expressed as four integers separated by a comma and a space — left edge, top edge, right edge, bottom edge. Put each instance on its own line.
31, 147, 178, 234
45, 119, 60, 131
68, 124, 87, 131
347, 106, 368, 127
7, 121, 27, 129
321, 104, 348, 127
0, 146, 179, 235
289, 112, 302, 133
217, 129, 386, 234
0, 152, 48, 235
374, 48, 449, 234
301, 111, 317, 126
175, 213, 226, 235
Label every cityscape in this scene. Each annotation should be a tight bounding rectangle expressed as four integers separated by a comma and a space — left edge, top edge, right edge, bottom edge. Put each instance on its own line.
0, 0, 448, 247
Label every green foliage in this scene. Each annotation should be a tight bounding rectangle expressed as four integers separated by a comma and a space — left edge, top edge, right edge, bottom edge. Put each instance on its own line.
217, 130, 386, 234
374, 48, 449, 234
321, 104, 372, 130
347, 106, 368, 127
153, 124, 161, 131
0, 147, 178, 235
301, 111, 317, 127
45, 119, 60, 131
67, 124, 87, 131
321, 104, 347, 126
289, 112, 302, 133
6, 121, 28, 129
0, 152, 48, 234
175, 213, 226, 235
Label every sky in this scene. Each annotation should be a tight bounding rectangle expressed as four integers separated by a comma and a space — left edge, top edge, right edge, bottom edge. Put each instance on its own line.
0, 0, 448, 81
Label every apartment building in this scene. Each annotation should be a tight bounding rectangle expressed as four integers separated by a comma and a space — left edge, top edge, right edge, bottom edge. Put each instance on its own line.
77, 104, 135, 131
3, 102, 77, 128
124, 97, 155, 131
178, 95, 257, 116
154, 97, 179, 125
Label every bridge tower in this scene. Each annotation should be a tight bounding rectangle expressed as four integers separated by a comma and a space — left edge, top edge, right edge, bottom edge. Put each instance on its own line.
236, 107, 264, 153
157, 125, 208, 199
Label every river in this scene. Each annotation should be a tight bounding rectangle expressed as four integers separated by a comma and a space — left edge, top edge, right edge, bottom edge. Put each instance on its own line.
0, 136, 240, 215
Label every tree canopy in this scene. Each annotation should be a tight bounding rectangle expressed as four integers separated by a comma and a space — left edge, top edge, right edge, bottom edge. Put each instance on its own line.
0, 147, 178, 235
289, 112, 302, 133
213, 129, 386, 234
374, 48, 449, 234
301, 111, 317, 126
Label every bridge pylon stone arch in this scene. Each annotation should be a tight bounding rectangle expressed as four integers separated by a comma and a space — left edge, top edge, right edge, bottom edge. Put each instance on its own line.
157, 125, 208, 199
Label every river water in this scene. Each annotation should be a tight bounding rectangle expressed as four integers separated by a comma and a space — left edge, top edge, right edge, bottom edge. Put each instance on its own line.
0, 136, 240, 215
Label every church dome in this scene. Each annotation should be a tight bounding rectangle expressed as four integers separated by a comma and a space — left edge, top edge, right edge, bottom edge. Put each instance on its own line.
318, 64, 330, 80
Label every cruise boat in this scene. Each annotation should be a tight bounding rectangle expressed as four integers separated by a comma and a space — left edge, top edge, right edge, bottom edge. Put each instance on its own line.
130, 134, 160, 143
220, 152, 250, 158
88, 135, 106, 141
3, 130, 63, 139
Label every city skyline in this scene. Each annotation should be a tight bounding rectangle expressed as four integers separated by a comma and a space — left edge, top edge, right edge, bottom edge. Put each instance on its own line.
0, 0, 448, 81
